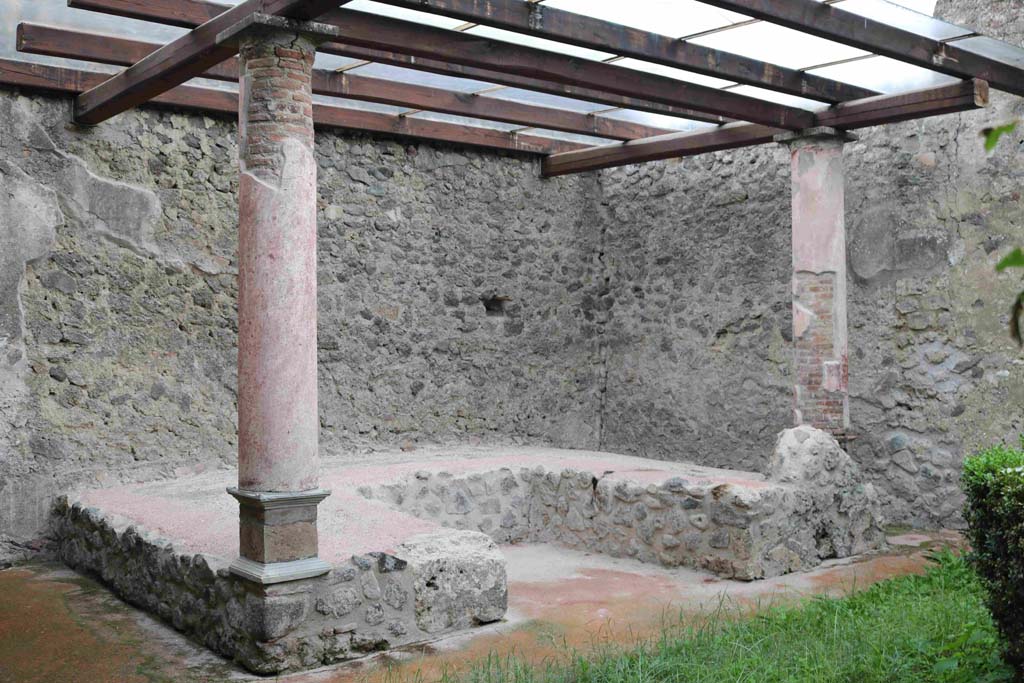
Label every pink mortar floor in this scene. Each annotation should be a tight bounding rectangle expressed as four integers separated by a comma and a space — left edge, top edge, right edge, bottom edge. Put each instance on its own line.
75, 446, 772, 565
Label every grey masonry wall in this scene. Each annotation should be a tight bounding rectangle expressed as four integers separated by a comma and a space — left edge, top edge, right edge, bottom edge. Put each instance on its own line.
0, 93, 604, 557
2, 0, 1023, 559
596, 0, 1024, 528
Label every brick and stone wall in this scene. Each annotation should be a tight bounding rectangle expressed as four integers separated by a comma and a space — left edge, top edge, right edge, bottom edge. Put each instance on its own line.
793, 271, 845, 428
596, 0, 1024, 528
2, 1, 1024, 560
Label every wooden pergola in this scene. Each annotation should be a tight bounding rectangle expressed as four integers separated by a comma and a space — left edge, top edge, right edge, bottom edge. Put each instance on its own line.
3, 0, 1021, 584
3, 0, 1012, 171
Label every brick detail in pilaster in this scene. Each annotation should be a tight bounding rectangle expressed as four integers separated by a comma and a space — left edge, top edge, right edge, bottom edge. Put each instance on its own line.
793, 271, 847, 432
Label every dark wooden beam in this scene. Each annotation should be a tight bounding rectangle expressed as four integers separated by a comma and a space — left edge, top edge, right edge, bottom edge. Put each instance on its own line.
73, 0, 352, 124
69, 0, 816, 130
65, 0, 226, 28
816, 78, 989, 128
18, 23, 672, 140
698, 0, 1024, 98
543, 79, 989, 176
69, 0, 731, 126
252, 10, 819, 129
0, 59, 581, 154
312, 48, 726, 125
370, 0, 877, 104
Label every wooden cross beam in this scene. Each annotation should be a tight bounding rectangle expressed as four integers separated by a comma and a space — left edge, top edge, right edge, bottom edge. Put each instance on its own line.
369, 0, 878, 104
698, 0, 1024, 98
0, 58, 584, 154
236, 11, 817, 129
69, 0, 731, 126
18, 23, 675, 140
542, 79, 990, 176
73, 0, 352, 124
70, 0, 816, 130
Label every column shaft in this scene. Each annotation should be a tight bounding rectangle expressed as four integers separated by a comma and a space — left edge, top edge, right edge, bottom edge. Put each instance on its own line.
237, 31, 319, 493
782, 129, 852, 435
231, 29, 328, 584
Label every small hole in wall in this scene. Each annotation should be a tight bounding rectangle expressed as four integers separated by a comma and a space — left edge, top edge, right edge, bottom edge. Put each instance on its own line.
481, 296, 510, 317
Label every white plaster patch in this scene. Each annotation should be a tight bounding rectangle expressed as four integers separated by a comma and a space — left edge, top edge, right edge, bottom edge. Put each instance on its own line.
793, 301, 815, 339
0, 160, 63, 461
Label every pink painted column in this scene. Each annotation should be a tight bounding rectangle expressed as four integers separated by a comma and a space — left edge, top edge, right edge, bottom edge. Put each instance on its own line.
228, 28, 329, 584
777, 127, 855, 437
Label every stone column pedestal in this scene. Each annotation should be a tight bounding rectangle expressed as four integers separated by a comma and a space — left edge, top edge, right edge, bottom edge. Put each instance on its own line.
231, 28, 328, 584
776, 127, 855, 436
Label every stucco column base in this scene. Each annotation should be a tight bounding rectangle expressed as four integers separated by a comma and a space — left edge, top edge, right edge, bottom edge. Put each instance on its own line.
776, 127, 856, 437
228, 487, 331, 584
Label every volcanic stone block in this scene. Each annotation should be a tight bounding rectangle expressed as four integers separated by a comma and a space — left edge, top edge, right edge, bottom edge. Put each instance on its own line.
399, 531, 507, 633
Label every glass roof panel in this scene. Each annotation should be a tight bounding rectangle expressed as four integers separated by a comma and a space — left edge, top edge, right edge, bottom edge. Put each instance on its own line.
613, 58, 736, 90
463, 25, 615, 61
0, 0, 187, 68
866, 0, 937, 13
480, 88, 612, 114
3, 0, 1024, 151
807, 56, 959, 94
344, 63, 496, 93
343, 0, 466, 30
832, 0, 966, 40
726, 85, 823, 110
542, 0, 748, 39
688, 21, 869, 70
516, 128, 617, 146
953, 35, 1024, 70
314, 53, 363, 71
404, 111, 522, 131
597, 109, 718, 134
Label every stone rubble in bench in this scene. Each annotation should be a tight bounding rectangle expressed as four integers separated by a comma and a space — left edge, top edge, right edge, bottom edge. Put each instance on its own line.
362, 427, 885, 580
48, 426, 881, 674
50, 501, 506, 674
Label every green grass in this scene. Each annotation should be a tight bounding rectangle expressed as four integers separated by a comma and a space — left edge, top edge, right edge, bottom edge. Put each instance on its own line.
408, 551, 1015, 683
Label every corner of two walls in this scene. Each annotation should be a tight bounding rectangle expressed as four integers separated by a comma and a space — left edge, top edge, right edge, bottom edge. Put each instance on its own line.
592, 147, 794, 475
591, 0, 1024, 529
0, 88, 608, 554
3, 0, 1024, 555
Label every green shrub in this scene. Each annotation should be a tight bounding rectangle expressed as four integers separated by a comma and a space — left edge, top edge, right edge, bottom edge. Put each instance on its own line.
963, 443, 1024, 677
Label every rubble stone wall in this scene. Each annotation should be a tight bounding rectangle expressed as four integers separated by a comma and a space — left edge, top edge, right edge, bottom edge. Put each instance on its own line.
593, 0, 1024, 528
3, 2, 1024, 560
0, 90, 604, 558
48, 427, 878, 673
51, 497, 506, 674
365, 428, 885, 581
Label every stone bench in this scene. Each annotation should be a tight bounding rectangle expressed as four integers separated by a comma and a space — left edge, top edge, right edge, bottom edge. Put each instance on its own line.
49, 426, 883, 674
362, 426, 884, 580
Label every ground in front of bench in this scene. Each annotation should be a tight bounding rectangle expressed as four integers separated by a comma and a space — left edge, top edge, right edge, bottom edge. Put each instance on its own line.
1, 534, 957, 683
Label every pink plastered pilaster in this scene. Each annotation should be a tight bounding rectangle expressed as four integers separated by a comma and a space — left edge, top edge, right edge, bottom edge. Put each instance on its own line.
783, 130, 852, 434
236, 30, 319, 493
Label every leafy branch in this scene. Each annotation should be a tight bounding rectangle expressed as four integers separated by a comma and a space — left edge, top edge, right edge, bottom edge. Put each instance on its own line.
982, 121, 1019, 152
